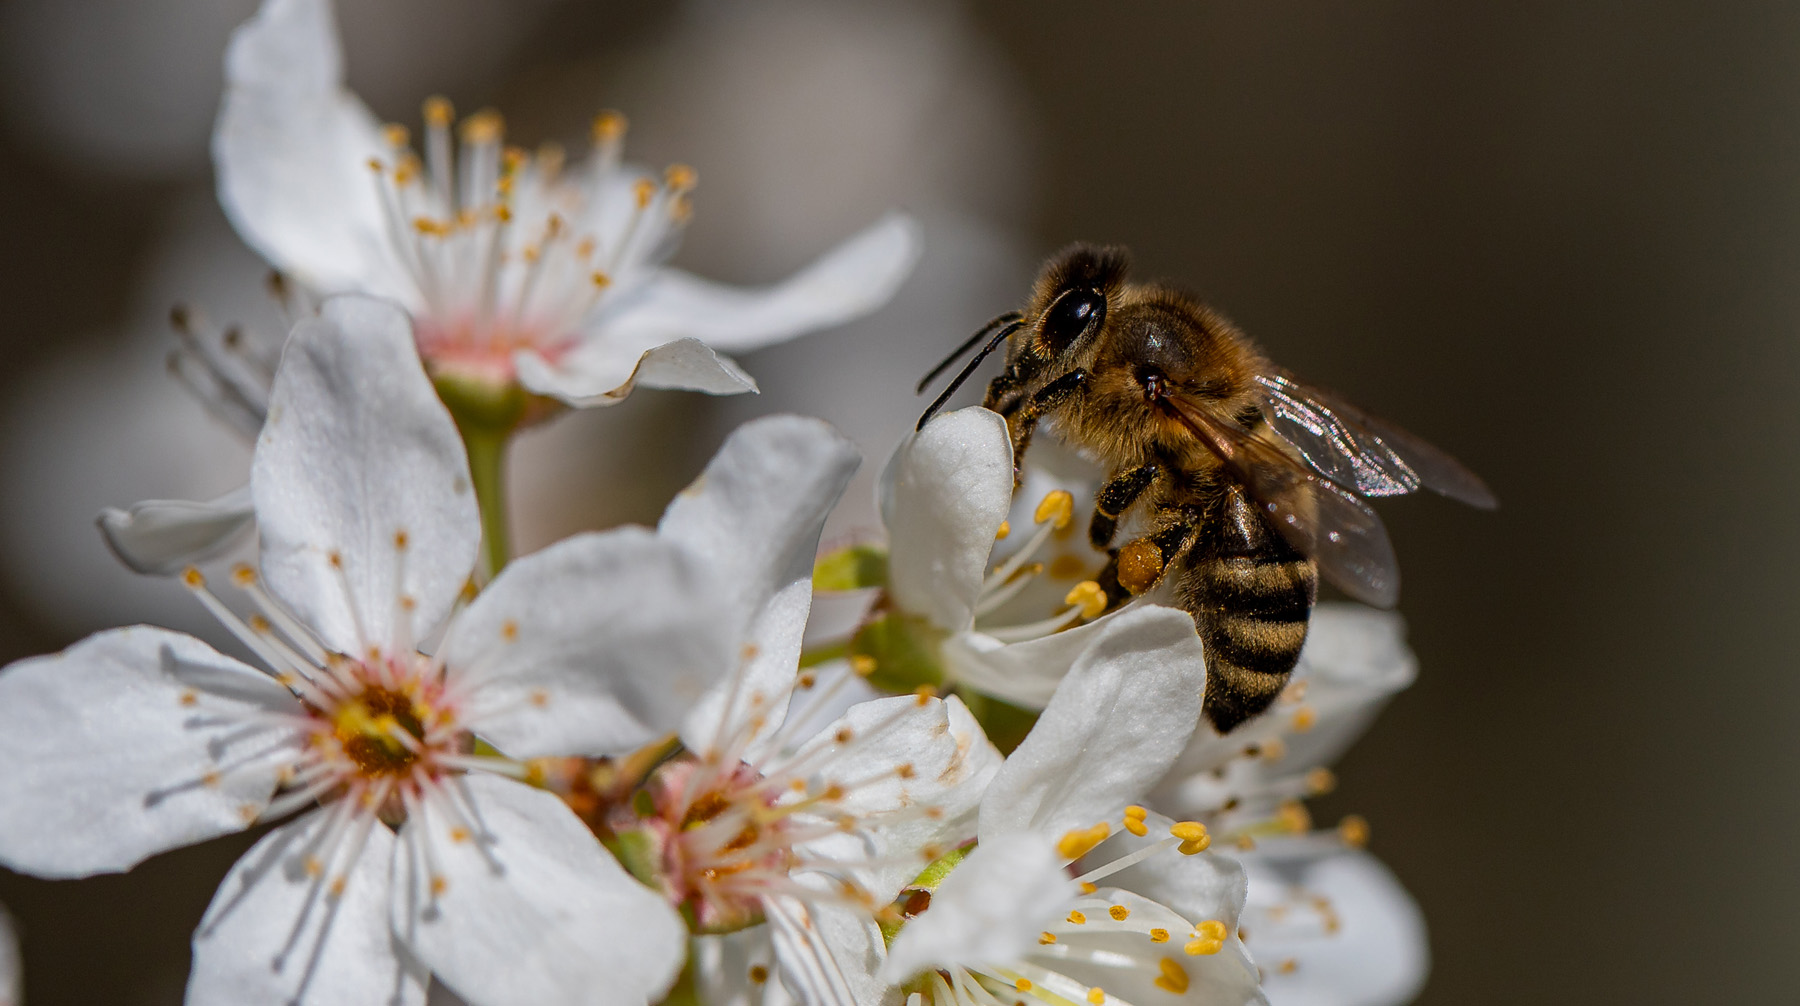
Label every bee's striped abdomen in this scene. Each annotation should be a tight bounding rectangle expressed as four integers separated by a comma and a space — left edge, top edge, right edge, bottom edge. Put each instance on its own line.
1178, 485, 1319, 732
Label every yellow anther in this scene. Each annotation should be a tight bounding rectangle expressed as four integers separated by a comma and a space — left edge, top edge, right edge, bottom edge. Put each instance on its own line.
1065, 580, 1107, 619
634, 177, 657, 208
1148, 928, 1170, 943
1039, 932, 1057, 945
1123, 816, 1148, 837
394, 159, 418, 186
748, 965, 769, 984
1087, 987, 1105, 1005
1292, 705, 1318, 731
182, 567, 205, 588
1056, 821, 1111, 860
1184, 936, 1223, 956
231, 563, 257, 586
850, 654, 877, 677
383, 123, 410, 148
1034, 489, 1074, 529
591, 109, 627, 143
179, 690, 198, 707
1080, 881, 1097, 894
422, 96, 453, 127
303, 855, 324, 878
393, 530, 409, 550
995, 519, 1011, 540
367, 157, 384, 172
1169, 820, 1211, 855
1155, 957, 1190, 994
501, 620, 519, 641
249, 614, 272, 633
1196, 920, 1228, 941
1338, 814, 1370, 848
1109, 905, 1130, 921
1281, 679, 1309, 704
458, 109, 504, 144
1067, 910, 1087, 925
1278, 959, 1298, 974
591, 271, 612, 289
494, 204, 513, 224
1278, 800, 1311, 834
1306, 767, 1336, 795
430, 875, 448, 896
1257, 736, 1287, 762
1234, 834, 1257, 851
663, 163, 698, 192
1014, 979, 1032, 993
834, 727, 854, 745
201, 770, 221, 788
329, 876, 347, 898
913, 685, 937, 702
1124, 805, 1148, 820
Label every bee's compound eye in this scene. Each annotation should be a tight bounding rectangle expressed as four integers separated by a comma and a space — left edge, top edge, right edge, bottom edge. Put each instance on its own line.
1039, 288, 1105, 354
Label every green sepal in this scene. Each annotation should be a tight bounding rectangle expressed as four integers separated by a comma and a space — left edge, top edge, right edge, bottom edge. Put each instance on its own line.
603, 828, 665, 890
849, 611, 946, 694
813, 543, 889, 592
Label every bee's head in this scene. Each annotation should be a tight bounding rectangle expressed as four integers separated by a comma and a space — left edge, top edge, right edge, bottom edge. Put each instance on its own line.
1027, 244, 1131, 363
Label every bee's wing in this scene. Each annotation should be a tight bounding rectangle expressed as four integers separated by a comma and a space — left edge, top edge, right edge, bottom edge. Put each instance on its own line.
1253, 371, 1497, 509
1162, 391, 1401, 608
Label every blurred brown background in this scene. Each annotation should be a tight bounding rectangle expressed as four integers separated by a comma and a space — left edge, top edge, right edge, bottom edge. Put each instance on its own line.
1, 0, 1796, 1002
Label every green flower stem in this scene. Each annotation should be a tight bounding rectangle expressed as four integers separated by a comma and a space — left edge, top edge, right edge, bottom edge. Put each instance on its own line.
462, 425, 512, 579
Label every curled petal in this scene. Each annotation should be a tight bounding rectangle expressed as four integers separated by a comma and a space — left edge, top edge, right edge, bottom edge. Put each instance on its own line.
188, 809, 427, 1006
253, 295, 479, 656
599, 214, 922, 354
880, 407, 1013, 633
393, 775, 686, 1006
97, 485, 255, 576
514, 337, 758, 408
0, 627, 297, 877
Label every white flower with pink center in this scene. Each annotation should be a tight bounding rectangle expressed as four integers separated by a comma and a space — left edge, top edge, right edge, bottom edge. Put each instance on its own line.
214, 0, 920, 408
0, 294, 790, 1006
759, 604, 1267, 1006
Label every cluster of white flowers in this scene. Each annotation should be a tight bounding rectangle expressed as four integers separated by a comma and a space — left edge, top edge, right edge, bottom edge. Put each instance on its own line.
0, 1, 1431, 1004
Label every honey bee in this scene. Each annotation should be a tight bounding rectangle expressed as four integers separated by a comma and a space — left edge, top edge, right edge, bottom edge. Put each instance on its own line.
917, 244, 1495, 732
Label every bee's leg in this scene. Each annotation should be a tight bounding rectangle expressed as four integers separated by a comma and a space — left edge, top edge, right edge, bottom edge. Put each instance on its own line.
1089, 464, 1159, 549
984, 364, 1029, 415
1097, 505, 1200, 608
1003, 368, 1090, 484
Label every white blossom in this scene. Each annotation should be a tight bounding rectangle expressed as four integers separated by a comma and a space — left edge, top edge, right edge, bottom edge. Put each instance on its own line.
858, 405, 1141, 708
0, 295, 766, 1006
214, 0, 920, 408
1146, 606, 1429, 1004
780, 603, 1267, 1006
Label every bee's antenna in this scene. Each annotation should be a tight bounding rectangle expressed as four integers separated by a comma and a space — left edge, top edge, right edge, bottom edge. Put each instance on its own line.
916, 318, 1024, 430
916, 311, 1023, 395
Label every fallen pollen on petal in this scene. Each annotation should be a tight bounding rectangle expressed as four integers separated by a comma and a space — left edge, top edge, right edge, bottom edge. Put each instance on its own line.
1155, 958, 1191, 994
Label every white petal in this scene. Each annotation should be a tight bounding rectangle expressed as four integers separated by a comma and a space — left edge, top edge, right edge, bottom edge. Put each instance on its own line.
661, 416, 860, 750
943, 613, 1123, 710
880, 832, 1075, 982
1150, 605, 1417, 821
442, 527, 737, 757
189, 809, 428, 1006
1241, 846, 1428, 1006
692, 926, 798, 1006
765, 895, 877, 1006
978, 605, 1206, 846
1086, 812, 1248, 928
213, 0, 411, 300
513, 337, 757, 408
253, 295, 480, 656
599, 214, 922, 353
97, 484, 255, 576
0, 626, 297, 878
788, 695, 1001, 901
393, 775, 686, 1006
1031, 888, 1265, 1006
688, 579, 814, 759
879, 407, 1012, 633
0, 900, 18, 1006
